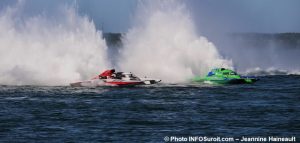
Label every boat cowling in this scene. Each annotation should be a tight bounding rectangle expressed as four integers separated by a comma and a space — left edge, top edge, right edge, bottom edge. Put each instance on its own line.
99, 69, 115, 78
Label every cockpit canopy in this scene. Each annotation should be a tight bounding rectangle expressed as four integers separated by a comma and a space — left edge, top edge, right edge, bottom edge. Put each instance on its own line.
114, 72, 140, 80
207, 68, 238, 76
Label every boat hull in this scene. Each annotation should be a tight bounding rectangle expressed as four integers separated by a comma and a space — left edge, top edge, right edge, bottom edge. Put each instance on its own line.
208, 78, 258, 84
104, 79, 144, 86
70, 79, 145, 87
192, 68, 259, 85
70, 79, 106, 87
70, 70, 161, 87
192, 76, 259, 84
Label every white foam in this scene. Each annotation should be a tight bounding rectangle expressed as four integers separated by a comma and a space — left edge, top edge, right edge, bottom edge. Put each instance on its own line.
244, 67, 300, 76
0, 2, 109, 85
119, 1, 232, 83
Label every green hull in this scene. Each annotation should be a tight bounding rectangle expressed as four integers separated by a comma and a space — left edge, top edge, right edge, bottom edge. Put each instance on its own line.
192, 77, 257, 84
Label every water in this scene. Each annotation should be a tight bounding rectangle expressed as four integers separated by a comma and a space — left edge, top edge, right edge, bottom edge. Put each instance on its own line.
1, 75, 299, 142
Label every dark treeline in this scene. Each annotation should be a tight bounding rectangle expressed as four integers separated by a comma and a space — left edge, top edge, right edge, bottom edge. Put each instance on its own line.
102, 33, 300, 48
102, 33, 123, 46
230, 33, 300, 48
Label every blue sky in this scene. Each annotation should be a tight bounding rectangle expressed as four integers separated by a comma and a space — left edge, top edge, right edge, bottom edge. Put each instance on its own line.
1, 0, 300, 33
77, 0, 136, 33
187, 0, 300, 33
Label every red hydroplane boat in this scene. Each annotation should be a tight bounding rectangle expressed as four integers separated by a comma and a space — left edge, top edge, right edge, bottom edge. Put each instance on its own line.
70, 69, 161, 87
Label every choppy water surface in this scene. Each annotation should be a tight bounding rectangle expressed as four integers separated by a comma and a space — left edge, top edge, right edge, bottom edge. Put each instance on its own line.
0, 75, 299, 142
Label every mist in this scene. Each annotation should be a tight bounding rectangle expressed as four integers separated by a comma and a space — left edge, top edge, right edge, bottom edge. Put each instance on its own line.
0, 1, 109, 85
185, 0, 300, 75
119, 0, 232, 83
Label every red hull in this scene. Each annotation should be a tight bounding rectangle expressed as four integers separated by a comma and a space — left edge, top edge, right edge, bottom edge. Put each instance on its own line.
105, 81, 143, 86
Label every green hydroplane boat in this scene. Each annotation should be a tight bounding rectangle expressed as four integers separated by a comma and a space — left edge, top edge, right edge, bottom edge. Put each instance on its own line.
192, 68, 259, 84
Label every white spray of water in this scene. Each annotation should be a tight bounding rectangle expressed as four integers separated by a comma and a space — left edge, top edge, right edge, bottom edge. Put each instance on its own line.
244, 67, 300, 76
222, 35, 300, 76
0, 2, 109, 85
119, 1, 232, 83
